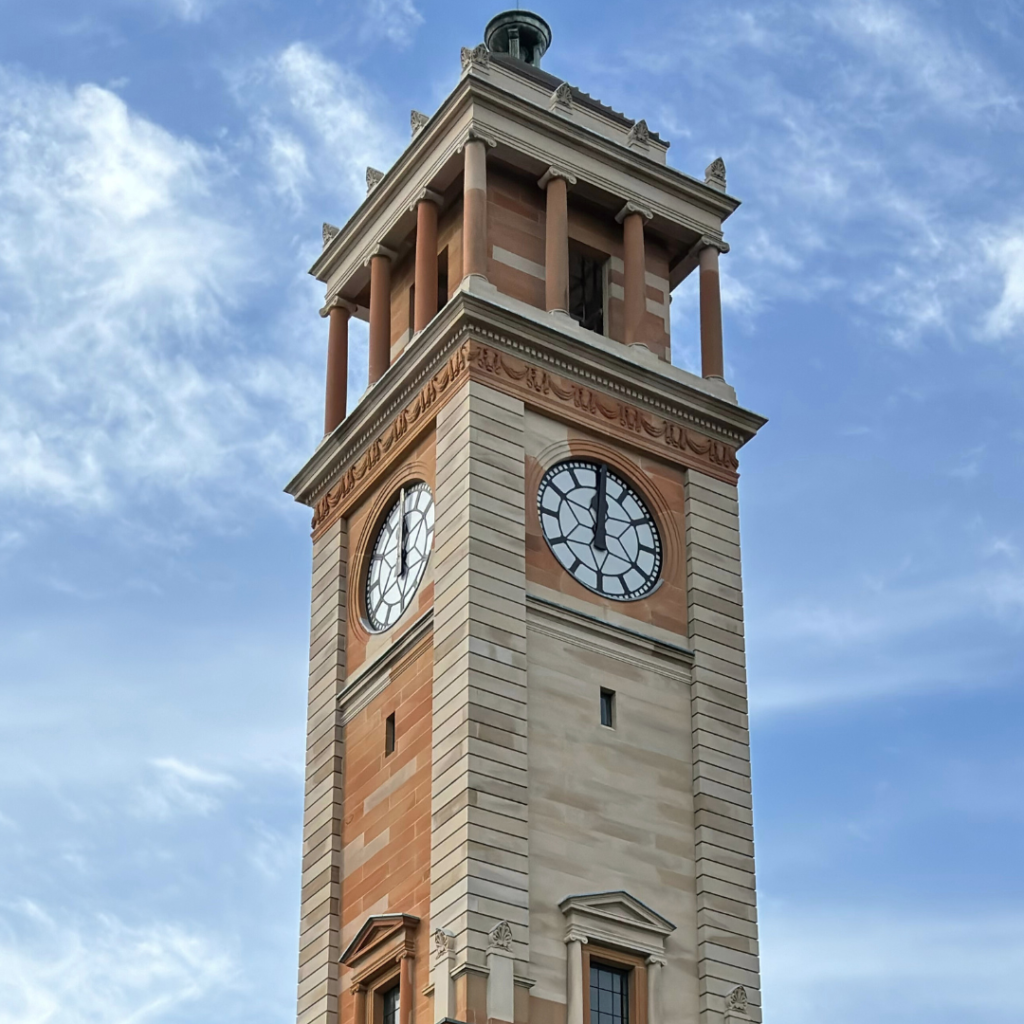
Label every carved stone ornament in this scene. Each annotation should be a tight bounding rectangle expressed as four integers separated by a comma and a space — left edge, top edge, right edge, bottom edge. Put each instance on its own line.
310, 339, 740, 536
726, 986, 749, 1012
322, 222, 340, 248
410, 110, 429, 136
460, 43, 490, 71
705, 157, 727, 191
488, 920, 513, 951
551, 81, 573, 110
626, 119, 651, 147
365, 167, 384, 193
433, 927, 453, 958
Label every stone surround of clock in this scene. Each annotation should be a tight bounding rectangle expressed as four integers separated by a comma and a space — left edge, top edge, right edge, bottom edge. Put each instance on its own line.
286, 11, 768, 1024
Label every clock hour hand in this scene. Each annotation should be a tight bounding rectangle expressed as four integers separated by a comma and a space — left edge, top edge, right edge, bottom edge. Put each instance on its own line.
594, 464, 608, 552
397, 487, 408, 577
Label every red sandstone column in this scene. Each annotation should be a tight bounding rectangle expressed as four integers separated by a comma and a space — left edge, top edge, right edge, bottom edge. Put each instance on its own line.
539, 167, 574, 314
368, 249, 393, 385
413, 192, 442, 332
322, 298, 352, 435
462, 138, 488, 280
699, 243, 725, 379
351, 984, 366, 1024
398, 954, 413, 1024
619, 203, 651, 347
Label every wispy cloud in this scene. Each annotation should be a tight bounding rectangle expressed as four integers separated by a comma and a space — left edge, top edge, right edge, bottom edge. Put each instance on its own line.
134, 758, 238, 820
0, 901, 234, 1024
365, 0, 423, 47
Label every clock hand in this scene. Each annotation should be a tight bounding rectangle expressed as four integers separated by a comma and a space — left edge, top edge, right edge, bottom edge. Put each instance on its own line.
594, 464, 608, 552
398, 487, 407, 577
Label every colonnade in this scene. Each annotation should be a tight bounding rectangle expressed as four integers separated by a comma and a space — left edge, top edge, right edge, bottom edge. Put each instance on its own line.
321, 141, 727, 436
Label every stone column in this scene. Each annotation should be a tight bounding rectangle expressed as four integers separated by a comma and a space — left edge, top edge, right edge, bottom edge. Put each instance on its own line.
538, 167, 576, 314
646, 957, 664, 1024
462, 137, 489, 281
399, 953, 413, 1024
321, 298, 354, 436
699, 241, 726, 380
368, 247, 395, 385
295, 518, 347, 1024
432, 929, 456, 1024
351, 984, 366, 1024
617, 202, 653, 347
565, 936, 585, 1024
486, 922, 515, 1024
413, 190, 443, 332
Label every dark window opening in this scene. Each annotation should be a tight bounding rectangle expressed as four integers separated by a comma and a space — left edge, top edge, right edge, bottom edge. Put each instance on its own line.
590, 962, 629, 1024
437, 247, 449, 312
385, 712, 396, 755
569, 248, 605, 334
382, 983, 400, 1024
600, 689, 615, 728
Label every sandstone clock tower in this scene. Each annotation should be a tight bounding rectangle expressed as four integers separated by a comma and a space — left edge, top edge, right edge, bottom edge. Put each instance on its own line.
286, 12, 766, 1024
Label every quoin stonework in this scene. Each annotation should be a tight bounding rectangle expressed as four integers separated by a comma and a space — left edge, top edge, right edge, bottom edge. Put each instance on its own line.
286, 11, 767, 1024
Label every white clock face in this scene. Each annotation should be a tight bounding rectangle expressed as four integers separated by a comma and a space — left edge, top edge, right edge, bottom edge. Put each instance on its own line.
365, 482, 435, 633
537, 459, 661, 601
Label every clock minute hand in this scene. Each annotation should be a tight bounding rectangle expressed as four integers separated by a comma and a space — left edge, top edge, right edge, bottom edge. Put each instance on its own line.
594, 464, 608, 552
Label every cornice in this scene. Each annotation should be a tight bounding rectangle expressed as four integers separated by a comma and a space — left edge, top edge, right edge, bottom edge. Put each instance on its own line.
285, 289, 767, 523
309, 73, 740, 287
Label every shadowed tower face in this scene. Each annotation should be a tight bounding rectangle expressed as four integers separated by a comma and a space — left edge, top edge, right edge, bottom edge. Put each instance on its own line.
287, 11, 767, 1024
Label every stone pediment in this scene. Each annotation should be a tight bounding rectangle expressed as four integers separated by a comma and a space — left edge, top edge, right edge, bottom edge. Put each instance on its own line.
559, 891, 675, 957
340, 912, 419, 975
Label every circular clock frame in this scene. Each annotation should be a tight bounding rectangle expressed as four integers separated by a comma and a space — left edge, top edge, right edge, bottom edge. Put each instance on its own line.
536, 458, 662, 601
364, 481, 435, 633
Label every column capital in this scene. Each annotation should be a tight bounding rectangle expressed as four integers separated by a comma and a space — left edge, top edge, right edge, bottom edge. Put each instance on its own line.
538, 165, 577, 189
350, 982, 367, 995
564, 931, 589, 945
319, 295, 357, 318
363, 243, 397, 267
408, 187, 444, 212
396, 949, 415, 962
699, 233, 730, 255
615, 200, 654, 224
645, 954, 667, 966
457, 125, 498, 152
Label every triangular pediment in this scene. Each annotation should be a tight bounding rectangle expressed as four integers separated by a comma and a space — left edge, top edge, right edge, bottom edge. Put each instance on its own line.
559, 890, 675, 936
340, 912, 420, 967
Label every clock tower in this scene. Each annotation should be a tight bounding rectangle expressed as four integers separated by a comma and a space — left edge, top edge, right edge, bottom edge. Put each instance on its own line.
286, 12, 767, 1024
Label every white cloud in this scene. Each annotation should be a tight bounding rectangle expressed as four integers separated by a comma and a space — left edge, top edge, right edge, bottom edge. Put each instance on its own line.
365, 0, 423, 47
761, 902, 1024, 1022
233, 42, 404, 209
0, 901, 234, 1024
983, 223, 1024, 339
134, 758, 237, 820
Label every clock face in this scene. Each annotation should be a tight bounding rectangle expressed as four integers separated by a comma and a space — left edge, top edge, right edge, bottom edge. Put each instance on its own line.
365, 481, 435, 633
537, 459, 661, 601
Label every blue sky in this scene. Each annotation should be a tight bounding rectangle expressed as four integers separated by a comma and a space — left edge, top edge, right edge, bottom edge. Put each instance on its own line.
1, 0, 1022, 1021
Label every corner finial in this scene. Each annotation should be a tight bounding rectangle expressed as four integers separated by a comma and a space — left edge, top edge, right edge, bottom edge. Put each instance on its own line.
705, 157, 727, 191
322, 223, 340, 248
461, 43, 490, 72
365, 167, 384, 193
626, 119, 651, 148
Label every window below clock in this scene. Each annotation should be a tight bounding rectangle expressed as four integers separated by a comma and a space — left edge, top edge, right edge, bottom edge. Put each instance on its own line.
569, 245, 606, 335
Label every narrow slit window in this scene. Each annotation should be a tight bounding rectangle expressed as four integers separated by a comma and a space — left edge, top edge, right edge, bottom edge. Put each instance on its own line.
407, 284, 415, 334
385, 712, 396, 755
569, 248, 605, 334
437, 246, 449, 311
600, 689, 615, 729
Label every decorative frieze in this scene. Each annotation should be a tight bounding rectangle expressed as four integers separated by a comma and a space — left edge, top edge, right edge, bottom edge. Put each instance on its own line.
309, 338, 740, 536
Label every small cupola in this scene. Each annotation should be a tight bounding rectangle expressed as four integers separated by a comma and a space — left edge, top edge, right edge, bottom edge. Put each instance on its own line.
484, 10, 552, 67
